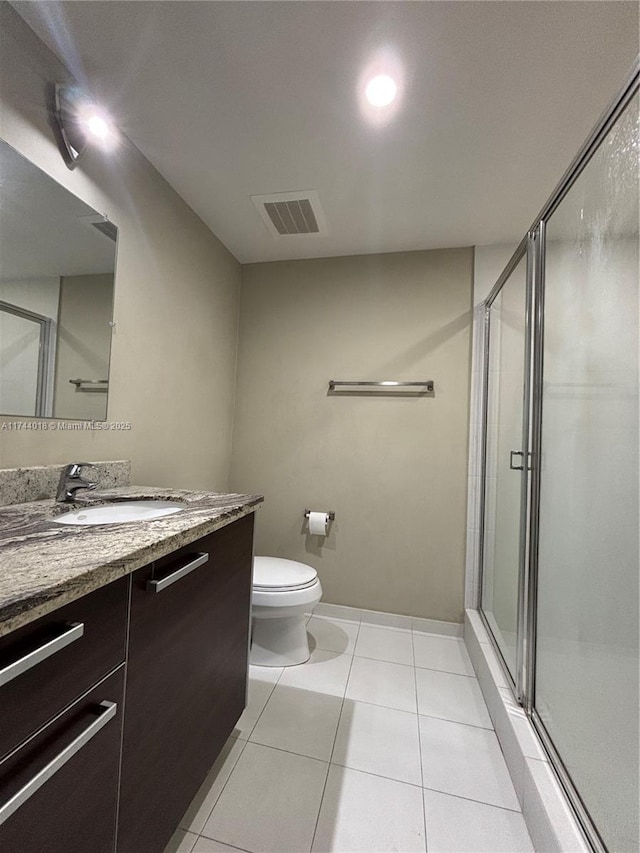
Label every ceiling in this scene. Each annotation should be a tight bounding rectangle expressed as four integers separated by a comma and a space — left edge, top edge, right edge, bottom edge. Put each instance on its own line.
12, 1, 639, 264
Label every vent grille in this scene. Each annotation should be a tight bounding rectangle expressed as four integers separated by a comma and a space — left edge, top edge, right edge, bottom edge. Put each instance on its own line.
91, 219, 118, 242
252, 190, 326, 238
263, 199, 319, 235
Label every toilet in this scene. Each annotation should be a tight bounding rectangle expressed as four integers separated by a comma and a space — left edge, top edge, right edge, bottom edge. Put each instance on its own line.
250, 556, 322, 667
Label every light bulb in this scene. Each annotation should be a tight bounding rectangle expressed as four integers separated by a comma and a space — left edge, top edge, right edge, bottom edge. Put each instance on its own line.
86, 115, 109, 139
365, 75, 397, 107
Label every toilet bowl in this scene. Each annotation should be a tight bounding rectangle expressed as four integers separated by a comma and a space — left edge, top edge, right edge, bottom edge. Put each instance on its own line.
250, 556, 322, 667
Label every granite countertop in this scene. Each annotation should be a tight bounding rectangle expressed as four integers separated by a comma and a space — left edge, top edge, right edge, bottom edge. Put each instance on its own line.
0, 486, 263, 638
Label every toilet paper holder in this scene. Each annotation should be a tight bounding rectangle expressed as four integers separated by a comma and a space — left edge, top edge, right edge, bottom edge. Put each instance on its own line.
304, 509, 335, 521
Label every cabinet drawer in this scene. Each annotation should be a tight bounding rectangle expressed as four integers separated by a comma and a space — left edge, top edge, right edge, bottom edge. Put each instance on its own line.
0, 667, 124, 853
0, 575, 129, 762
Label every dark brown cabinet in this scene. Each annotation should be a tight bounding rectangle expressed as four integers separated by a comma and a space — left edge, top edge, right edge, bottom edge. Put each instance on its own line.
117, 513, 254, 853
0, 512, 255, 853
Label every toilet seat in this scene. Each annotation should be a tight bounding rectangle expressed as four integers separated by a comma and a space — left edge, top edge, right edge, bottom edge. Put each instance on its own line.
253, 556, 318, 591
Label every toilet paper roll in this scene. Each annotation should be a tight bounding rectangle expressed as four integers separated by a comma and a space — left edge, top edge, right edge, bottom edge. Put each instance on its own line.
308, 511, 330, 536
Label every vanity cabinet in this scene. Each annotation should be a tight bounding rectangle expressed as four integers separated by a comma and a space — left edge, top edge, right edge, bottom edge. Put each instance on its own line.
117, 512, 255, 853
0, 510, 255, 853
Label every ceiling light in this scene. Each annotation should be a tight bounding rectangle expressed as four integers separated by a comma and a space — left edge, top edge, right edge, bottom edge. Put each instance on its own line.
365, 75, 397, 107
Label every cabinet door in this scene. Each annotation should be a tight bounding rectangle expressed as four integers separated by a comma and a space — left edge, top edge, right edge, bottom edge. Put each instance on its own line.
118, 513, 254, 853
0, 667, 124, 853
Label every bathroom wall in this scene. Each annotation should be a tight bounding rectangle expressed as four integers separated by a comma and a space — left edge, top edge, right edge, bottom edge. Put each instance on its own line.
0, 4, 241, 489
231, 249, 473, 623
53, 273, 113, 421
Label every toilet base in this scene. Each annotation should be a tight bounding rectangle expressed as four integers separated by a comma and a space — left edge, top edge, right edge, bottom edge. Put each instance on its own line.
250, 613, 310, 667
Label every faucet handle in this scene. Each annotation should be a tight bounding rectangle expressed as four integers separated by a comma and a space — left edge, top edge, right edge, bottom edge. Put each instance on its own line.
65, 462, 95, 474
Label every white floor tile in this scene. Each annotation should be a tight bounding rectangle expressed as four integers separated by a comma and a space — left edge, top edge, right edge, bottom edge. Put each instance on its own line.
249, 664, 283, 685
278, 648, 352, 697
354, 624, 414, 666
163, 829, 198, 853
332, 700, 422, 785
423, 789, 534, 852
413, 633, 475, 676
419, 715, 520, 810
180, 737, 247, 834
192, 837, 249, 853
307, 616, 360, 655
233, 677, 277, 739
346, 657, 417, 712
312, 766, 426, 852
416, 668, 492, 729
202, 742, 328, 853
250, 684, 343, 761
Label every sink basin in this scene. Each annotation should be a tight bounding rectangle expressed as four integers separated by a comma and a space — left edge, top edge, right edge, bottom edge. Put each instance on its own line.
53, 500, 185, 526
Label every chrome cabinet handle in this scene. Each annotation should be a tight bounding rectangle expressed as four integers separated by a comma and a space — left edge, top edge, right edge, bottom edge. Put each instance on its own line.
0, 622, 84, 688
0, 700, 117, 826
146, 552, 209, 593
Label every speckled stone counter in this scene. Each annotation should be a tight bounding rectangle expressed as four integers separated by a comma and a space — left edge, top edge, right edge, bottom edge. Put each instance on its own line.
0, 486, 263, 638
0, 461, 132, 506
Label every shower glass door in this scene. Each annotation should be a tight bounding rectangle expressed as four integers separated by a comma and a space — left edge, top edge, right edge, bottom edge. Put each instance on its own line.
480, 250, 529, 684
0, 300, 52, 417
531, 90, 639, 853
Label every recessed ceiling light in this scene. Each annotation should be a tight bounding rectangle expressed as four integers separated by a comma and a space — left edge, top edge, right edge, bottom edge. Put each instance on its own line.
365, 74, 397, 107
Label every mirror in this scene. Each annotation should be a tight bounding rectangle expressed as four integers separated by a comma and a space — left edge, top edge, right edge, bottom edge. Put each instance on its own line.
0, 140, 117, 420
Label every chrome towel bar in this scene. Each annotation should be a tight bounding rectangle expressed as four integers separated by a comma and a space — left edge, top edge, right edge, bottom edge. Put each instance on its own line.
69, 378, 109, 392
328, 380, 434, 395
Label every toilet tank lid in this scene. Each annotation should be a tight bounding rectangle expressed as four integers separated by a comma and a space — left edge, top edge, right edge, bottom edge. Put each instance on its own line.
253, 556, 318, 589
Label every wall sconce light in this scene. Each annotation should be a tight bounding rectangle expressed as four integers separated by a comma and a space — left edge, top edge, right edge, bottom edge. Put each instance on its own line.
54, 83, 117, 170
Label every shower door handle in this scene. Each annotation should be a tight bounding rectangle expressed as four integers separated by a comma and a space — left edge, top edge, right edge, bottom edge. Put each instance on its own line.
510, 451, 524, 470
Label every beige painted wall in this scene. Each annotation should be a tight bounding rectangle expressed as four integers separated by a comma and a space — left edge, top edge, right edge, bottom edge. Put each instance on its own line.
0, 5, 241, 489
53, 274, 113, 421
230, 249, 473, 623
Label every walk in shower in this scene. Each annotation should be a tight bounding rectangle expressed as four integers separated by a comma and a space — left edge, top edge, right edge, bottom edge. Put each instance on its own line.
479, 64, 639, 852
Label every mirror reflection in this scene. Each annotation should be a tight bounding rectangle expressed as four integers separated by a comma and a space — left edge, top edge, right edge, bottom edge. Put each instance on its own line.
0, 140, 117, 420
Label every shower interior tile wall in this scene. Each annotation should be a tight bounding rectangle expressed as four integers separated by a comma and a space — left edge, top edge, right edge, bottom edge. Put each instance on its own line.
465, 245, 519, 608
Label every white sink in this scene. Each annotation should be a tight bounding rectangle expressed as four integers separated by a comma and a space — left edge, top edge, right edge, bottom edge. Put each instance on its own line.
53, 500, 185, 526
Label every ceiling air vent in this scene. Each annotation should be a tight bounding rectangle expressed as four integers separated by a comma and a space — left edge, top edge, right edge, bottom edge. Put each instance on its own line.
80, 214, 118, 242
90, 218, 118, 242
251, 190, 326, 237
91, 219, 118, 243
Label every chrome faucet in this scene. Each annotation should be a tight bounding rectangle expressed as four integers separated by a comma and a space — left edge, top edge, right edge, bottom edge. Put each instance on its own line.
56, 463, 98, 503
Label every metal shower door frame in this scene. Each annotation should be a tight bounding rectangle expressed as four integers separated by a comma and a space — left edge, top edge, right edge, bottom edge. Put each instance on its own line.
477, 234, 534, 702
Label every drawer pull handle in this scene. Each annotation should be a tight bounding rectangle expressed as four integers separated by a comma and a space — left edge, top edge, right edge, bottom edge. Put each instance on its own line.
0, 622, 84, 688
0, 700, 117, 826
146, 552, 209, 593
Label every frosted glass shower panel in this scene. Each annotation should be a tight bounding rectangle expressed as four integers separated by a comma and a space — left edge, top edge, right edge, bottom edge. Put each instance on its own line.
534, 93, 639, 852
0, 306, 41, 416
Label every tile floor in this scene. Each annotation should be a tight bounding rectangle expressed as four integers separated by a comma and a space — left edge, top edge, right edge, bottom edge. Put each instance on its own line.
165, 614, 534, 853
